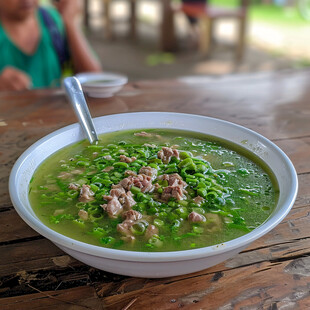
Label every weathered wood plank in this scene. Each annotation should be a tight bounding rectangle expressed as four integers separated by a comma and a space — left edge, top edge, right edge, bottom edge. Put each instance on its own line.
99, 257, 310, 310
0, 286, 103, 310
0, 209, 39, 243
0, 239, 64, 266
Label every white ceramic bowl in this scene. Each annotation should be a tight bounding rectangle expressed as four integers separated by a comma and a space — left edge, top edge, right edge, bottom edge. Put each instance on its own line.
9, 112, 298, 278
76, 72, 128, 98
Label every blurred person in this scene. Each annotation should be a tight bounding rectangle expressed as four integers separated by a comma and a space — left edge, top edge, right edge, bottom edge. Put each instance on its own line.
181, 0, 207, 48
0, 0, 101, 91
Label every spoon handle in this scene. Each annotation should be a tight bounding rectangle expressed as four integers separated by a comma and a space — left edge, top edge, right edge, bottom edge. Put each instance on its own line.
63, 77, 99, 144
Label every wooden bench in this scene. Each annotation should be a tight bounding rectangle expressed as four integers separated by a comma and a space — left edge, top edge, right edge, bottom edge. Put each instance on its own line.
100, 0, 177, 51
180, 0, 249, 60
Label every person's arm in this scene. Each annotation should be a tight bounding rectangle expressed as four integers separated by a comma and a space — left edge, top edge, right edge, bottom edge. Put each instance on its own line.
54, 0, 102, 74
0, 67, 32, 91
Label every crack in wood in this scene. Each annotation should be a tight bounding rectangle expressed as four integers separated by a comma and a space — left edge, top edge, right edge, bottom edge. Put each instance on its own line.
26, 284, 98, 310
0, 235, 44, 247
0, 206, 13, 213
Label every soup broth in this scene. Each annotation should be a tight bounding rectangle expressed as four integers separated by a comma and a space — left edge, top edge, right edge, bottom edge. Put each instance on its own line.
29, 129, 279, 252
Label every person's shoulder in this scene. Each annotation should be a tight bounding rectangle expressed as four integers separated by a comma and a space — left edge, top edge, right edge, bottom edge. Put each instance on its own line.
39, 6, 64, 32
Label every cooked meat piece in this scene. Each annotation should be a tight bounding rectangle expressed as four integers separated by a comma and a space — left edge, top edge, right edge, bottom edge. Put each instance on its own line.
117, 219, 134, 236
136, 174, 153, 193
125, 170, 137, 176
158, 173, 187, 201
103, 195, 113, 201
53, 209, 64, 216
193, 196, 205, 205
119, 177, 132, 191
110, 184, 126, 198
145, 224, 159, 240
120, 155, 137, 163
157, 147, 179, 164
134, 131, 152, 137
119, 174, 153, 193
119, 191, 137, 210
102, 166, 114, 172
139, 166, 158, 180
122, 210, 142, 221
79, 184, 95, 202
101, 196, 123, 218
71, 169, 84, 175
57, 171, 72, 179
68, 183, 80, 190
188, 212, 206, 223
161, 185, 184, 201
154, 183, 160, 191
143, 143, 156, 148
159, 173, 186, 187
103, 155, 113, 160
78, 209, 88, 220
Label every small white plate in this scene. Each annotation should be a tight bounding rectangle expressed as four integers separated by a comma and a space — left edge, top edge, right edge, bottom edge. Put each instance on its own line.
76, 72, 128, 98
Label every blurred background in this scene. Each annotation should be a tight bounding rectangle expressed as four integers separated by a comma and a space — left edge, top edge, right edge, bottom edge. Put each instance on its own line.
44, 0, 310, 81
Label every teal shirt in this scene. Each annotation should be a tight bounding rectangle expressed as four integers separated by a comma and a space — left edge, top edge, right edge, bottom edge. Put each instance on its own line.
0, 7, 65, 88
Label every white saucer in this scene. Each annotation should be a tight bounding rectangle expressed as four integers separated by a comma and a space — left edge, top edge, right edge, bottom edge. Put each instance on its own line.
75, 72, 128, 98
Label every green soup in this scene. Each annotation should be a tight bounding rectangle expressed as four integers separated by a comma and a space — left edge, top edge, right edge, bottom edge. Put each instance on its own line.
29, 129, 279, 252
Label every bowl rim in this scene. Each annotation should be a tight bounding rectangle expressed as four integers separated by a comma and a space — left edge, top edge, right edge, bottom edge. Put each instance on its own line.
76, 72, 128, 88
9, 112, 298, 263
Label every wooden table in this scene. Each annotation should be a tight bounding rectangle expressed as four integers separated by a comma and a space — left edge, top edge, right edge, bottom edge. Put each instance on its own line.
1, 70, 310, 309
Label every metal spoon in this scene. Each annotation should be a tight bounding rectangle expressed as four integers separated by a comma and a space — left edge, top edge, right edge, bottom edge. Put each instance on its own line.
63, 77, 99, 144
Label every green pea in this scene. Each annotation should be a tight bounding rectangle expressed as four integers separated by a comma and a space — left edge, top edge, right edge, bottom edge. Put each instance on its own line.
131, 186, 141, 195
154, 219, 164, 227
76, 161, 90, 167
193, 225, 204, 234
113, 162, 129, 169
131, 222, 147, 235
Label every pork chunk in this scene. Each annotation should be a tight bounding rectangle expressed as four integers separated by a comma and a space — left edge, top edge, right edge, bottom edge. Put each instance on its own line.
134, 131, 152, 137
120, 155, 137, 163
161, 186, 184, 201
78, 209, 89, 221
101, 196, 123, 218
102, 166, 114, 172
122, 210, 142, 221
158, 173, 187, 201
79, 184, 95, 202
145, 224, 159, 240
139, 166, 158, 180
119, 191, 137, 210
188, 211, 206, 223
193, 196, 205, 205
110, 184, 126, 198
158, 147, 179, 164
119, 174, 153, 193
68, 183, 80, 190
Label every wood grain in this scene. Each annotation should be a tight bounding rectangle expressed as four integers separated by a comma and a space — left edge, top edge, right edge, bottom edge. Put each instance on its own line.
1, 70, 310, 309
